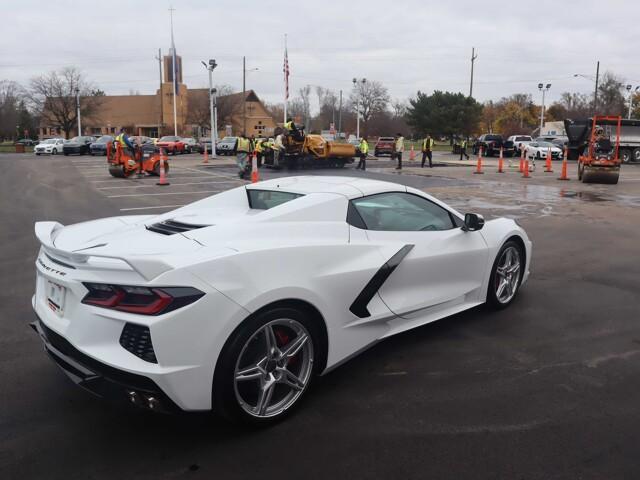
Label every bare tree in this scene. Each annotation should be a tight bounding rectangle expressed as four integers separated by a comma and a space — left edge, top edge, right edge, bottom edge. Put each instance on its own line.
349, 80, 390, 123
29, 67, 103, 138
0, 80, 23, 139
296, 85, 312, 130
215, 85, 241, 127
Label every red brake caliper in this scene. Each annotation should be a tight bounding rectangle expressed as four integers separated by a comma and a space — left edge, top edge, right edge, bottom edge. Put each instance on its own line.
274, 328, 298, 366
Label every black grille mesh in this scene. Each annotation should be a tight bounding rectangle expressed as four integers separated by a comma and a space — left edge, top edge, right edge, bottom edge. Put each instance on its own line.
146, 219, 208, 235
119, 323, 157, 363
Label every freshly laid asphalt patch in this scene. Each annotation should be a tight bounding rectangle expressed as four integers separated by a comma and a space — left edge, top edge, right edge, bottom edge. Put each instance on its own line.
1, 153, 639, 479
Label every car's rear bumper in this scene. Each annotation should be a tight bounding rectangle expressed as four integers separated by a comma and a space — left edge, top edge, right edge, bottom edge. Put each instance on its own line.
31, 315, 180, 413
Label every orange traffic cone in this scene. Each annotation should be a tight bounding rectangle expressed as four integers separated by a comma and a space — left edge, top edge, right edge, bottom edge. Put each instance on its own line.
473, 146, 484, 174
250, 152, 259, 183
156, 148, 170, 186
202, 143, 208, 164
522, 159, 530, 178
519, 148, 525, 173
497, 146, 505, 173
558, 147, 570, 181
545, 147, 553, 172
409, 144, 416, 161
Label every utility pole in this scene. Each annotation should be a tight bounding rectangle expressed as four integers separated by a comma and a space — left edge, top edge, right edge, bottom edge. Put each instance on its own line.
469, 47, 478, 98
338, 90, 343, 137
242, 56, 246, 135
156, 48, 163, 137
75, 88, 81, 135
593, 60, 600, 114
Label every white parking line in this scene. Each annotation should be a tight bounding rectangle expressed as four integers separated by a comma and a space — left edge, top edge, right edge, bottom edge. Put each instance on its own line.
179, 166, 241, 180
120, 204, 185, 211
97, 180, 240, 190
107, 190, 222, 198
89, 174, 216, 183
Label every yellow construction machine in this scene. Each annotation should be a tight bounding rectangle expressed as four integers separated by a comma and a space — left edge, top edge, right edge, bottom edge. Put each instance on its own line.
265, 128, 356, 169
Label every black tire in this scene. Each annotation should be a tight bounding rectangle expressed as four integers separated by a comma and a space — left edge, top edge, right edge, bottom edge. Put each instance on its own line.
633, 148, 640, 163
578, 162, 584, 181
152, 160, 169, 176
171, 148, 176, 156
63, 152, 68, 156
36, 153, 40, 156
213, 306, 322, 425
487, 240, 525, 309
108, 165, 127, 178
621, 149, 631, 164
52, 148, 57, 155
536, 152, 541, 160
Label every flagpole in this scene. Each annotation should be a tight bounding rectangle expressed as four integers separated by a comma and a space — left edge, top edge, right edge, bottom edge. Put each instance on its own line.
169, 6, 178, 136
283, 33, 288, 124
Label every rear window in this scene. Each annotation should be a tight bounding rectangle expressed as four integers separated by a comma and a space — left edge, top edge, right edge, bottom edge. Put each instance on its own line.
515, 136, 531, 141
247, 189, 303, 210
378, 137, 395, 141
485, 135, 502, 141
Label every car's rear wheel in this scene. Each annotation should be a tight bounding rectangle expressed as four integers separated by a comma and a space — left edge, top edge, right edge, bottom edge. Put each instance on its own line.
214, 307, 319, 425
487, 241, 523, 309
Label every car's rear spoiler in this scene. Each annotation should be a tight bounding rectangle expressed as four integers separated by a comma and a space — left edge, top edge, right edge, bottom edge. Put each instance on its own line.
35, 221, 172, 280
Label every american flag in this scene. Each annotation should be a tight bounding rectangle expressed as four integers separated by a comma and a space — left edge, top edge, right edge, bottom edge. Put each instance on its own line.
283, 46, 290, 100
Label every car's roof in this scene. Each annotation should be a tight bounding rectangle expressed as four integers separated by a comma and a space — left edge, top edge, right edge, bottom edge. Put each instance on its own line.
247, 176, 406, 199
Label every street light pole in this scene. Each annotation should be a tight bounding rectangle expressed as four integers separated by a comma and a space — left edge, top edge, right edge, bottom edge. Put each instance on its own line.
75, 88, 82, 135
202, 59, 218, 158
538, 83, 551, 134
353, 78, 366, 139
338, 89, 343, 137
242, 56, 246, 135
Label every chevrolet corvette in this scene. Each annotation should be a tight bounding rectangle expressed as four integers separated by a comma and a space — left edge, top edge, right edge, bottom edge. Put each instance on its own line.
32, 176, 532, 424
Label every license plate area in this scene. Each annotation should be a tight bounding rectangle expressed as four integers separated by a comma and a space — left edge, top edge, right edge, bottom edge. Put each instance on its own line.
46, 280, 66, 315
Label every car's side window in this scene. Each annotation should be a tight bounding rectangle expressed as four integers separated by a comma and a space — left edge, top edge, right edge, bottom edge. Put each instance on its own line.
350, 192, 456, 232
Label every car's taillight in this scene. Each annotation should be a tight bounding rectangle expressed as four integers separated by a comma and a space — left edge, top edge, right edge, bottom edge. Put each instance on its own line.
82, 283, 204, 315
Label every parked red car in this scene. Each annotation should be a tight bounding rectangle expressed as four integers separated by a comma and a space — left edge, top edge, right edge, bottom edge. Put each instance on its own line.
156, 136, 186, 155
374, 136, 395, 157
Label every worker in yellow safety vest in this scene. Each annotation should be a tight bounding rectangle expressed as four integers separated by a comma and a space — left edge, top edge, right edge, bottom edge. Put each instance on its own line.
236, 133, 251, 179
254, 138, 264, 168
459, 138, 469, 160
356, 138, 368, 170
421, 134, 434, 168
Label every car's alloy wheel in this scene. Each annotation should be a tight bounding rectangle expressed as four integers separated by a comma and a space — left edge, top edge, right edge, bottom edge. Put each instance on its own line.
233, 319, 314, 419
494, 246, 521, 304
488, 241, 523, 309
215, 307, 319, 424
52, 148, 57, 155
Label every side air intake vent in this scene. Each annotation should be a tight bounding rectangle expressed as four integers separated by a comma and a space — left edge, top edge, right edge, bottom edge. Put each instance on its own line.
146, 220, 209, 235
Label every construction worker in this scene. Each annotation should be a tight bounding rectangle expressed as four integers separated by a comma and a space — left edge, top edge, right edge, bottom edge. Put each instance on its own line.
459, 137, 469, 160
273, 132, 284, 168
421, 134, 434, 168
254, 137, 264, 168
284, 117, 304, 141
394, 133, 405, 170
115, 128, 135, 157
356, 137, 368, 170
236, 132, 251, 179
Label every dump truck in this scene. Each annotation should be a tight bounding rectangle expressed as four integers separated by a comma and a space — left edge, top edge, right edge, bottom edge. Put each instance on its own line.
565, 117, 640, 163
574, 116, 622, 184
264, 128, 356, 169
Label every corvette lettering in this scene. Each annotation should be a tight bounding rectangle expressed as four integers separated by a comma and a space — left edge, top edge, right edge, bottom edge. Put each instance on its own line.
38, 257, 67, 276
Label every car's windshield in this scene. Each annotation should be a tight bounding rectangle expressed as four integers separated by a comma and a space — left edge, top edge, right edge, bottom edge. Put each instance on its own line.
43, 139, 55, 144
537, 141, 556, 148
515, 136, 531, 141
220, 137, 236, 143
247, 189, 303, 210
97, 136, 112, 143
159, 136, 178, 142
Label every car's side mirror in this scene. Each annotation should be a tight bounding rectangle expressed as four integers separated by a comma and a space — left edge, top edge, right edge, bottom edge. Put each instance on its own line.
462, 213, 485, 231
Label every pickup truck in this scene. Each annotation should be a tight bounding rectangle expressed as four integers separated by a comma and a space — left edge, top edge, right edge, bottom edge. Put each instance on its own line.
473, 134, 515, 157
507, 135, 533, 157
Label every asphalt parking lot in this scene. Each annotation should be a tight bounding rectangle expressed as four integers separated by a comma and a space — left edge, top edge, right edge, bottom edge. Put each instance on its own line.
2, 151, 640, 479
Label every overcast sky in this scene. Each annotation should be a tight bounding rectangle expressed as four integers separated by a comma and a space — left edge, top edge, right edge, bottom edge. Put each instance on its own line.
2, 0, 638, 111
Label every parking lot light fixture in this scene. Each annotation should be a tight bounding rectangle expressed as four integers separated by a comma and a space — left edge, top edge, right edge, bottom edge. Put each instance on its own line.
202, 59, 218, 158
353, 78, 366, 139
538, 83, 551, 134
75, 88, 81, 136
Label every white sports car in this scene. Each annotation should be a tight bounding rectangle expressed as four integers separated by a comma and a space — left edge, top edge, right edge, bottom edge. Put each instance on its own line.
525, 141, 564, 160
32, 176, 532, 424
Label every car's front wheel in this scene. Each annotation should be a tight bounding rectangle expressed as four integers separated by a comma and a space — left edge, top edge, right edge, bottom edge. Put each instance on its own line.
214, 307, 319, 425
487, 240, 524, 309
52, 148, 57, 155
